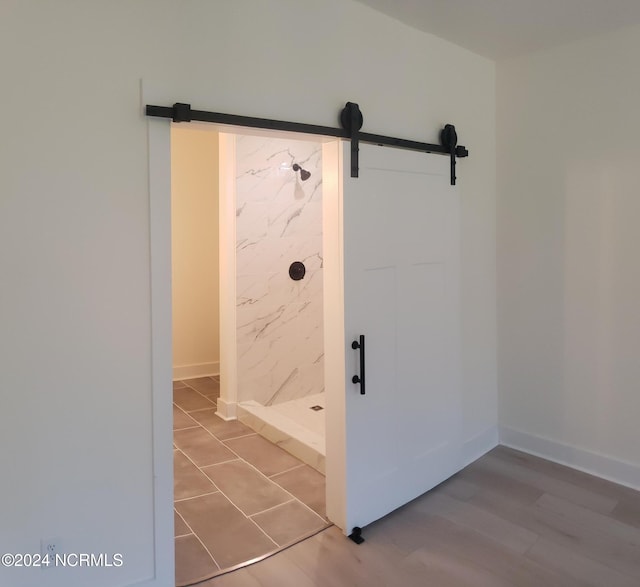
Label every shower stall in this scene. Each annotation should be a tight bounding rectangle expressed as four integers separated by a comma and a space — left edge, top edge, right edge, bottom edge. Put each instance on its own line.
231, 134, 326, 473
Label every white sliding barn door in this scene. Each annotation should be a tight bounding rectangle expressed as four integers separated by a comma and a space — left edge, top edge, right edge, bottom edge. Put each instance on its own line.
332, 141, 462, 533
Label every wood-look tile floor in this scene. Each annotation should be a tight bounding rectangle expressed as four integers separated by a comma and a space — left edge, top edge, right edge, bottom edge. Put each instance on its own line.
173, 378, 330, 587
203, 445, 640, 587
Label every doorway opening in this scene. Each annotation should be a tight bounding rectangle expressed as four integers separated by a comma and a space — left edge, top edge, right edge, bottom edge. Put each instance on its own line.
148, 105, 473, 587
170, 124, 332, 585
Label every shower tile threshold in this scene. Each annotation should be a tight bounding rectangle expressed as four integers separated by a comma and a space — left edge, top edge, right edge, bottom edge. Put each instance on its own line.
237, 393, 326, 474
174, 378, 330, 587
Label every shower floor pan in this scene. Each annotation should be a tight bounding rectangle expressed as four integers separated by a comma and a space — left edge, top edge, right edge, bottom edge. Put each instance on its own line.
238, 392, 326, 474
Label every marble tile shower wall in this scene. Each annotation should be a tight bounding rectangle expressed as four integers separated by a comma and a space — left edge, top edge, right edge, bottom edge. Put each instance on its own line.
235, 136, 323, 406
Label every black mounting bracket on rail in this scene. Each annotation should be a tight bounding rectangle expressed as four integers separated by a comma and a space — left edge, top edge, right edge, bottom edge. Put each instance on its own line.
440, 124, 468, 186
145, 101, 469, 185
340, 102, 363, 178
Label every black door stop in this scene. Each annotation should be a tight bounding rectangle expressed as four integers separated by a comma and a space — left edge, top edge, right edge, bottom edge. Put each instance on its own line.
348, 526, 365, 544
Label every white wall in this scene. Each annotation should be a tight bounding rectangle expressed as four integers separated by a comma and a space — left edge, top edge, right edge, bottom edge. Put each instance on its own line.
497, 24, 640, 487
171, 126, 219, 380
235, 135, 324, 406
0, 1, 496, 585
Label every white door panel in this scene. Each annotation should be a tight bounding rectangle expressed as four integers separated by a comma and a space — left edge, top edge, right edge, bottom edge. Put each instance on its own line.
341, 142, 461, 532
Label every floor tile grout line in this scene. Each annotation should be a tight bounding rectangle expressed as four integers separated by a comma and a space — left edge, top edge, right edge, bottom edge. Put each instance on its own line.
181, 379, 220, 404
201, 446, 326, 523
174, 490, 221, 503
179, 428, 326, 530
178, 450, 253, 521
173, 425, 202, 432
177, 447, 280, 547
174, 446, 222, 494
268, 463, 306, 478
173, 402, 196, 418
277, 492, 328, 523
249, 496, 328, 527
180, 377, 218, 387
249, 498, 297, 519
174, 507, 222, 571
173, 402, 188, 411
221, 432, 259, 442
175, 448, 228, 489
174, 392, 330, 566
186, 418, 255, 445
175, 415, 243, 469
269, 468, 330, 522
247, 514, 281, 549
183, 405, 220, 415
191, 417, 330, 522
194, 524, 334, 584
174, 470, 328, 572
191, 427, 322, 515
195, 422, 307, 480
185, 418, 300, 483
174, 381, 218, 410
182, 404, 218, 414
199, 457, 243, 469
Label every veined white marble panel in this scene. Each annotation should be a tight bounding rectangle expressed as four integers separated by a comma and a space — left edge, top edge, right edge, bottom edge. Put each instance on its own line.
268, 189, 323, 238
290, 235, 324, 270
236, 201, 268, 240
235, 135, 324, 407
236, 238, 281, 276
236, 274, 269, 309
266, 268, 323, 308
279, 200, 323, 239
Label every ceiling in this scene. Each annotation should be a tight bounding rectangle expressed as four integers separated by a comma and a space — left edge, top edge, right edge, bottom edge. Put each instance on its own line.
354, 0, 640, 59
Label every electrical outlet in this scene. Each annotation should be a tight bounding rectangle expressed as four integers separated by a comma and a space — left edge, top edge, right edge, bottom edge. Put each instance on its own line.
40, 537, 62, 568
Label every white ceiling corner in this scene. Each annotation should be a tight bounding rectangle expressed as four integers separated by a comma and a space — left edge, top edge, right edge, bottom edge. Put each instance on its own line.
354, 0, 640, 59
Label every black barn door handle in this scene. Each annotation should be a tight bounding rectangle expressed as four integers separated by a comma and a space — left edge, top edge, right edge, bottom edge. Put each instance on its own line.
351, 335, 365, 395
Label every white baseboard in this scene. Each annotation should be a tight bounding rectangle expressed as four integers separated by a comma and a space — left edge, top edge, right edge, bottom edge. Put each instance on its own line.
173, 361, 219, 381
215, 398, 237, 421
499, 426, 640, 491
461, 425, 499, 469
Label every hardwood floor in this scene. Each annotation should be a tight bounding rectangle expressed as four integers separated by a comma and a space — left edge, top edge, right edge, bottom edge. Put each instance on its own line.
201, 446, 640, 587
